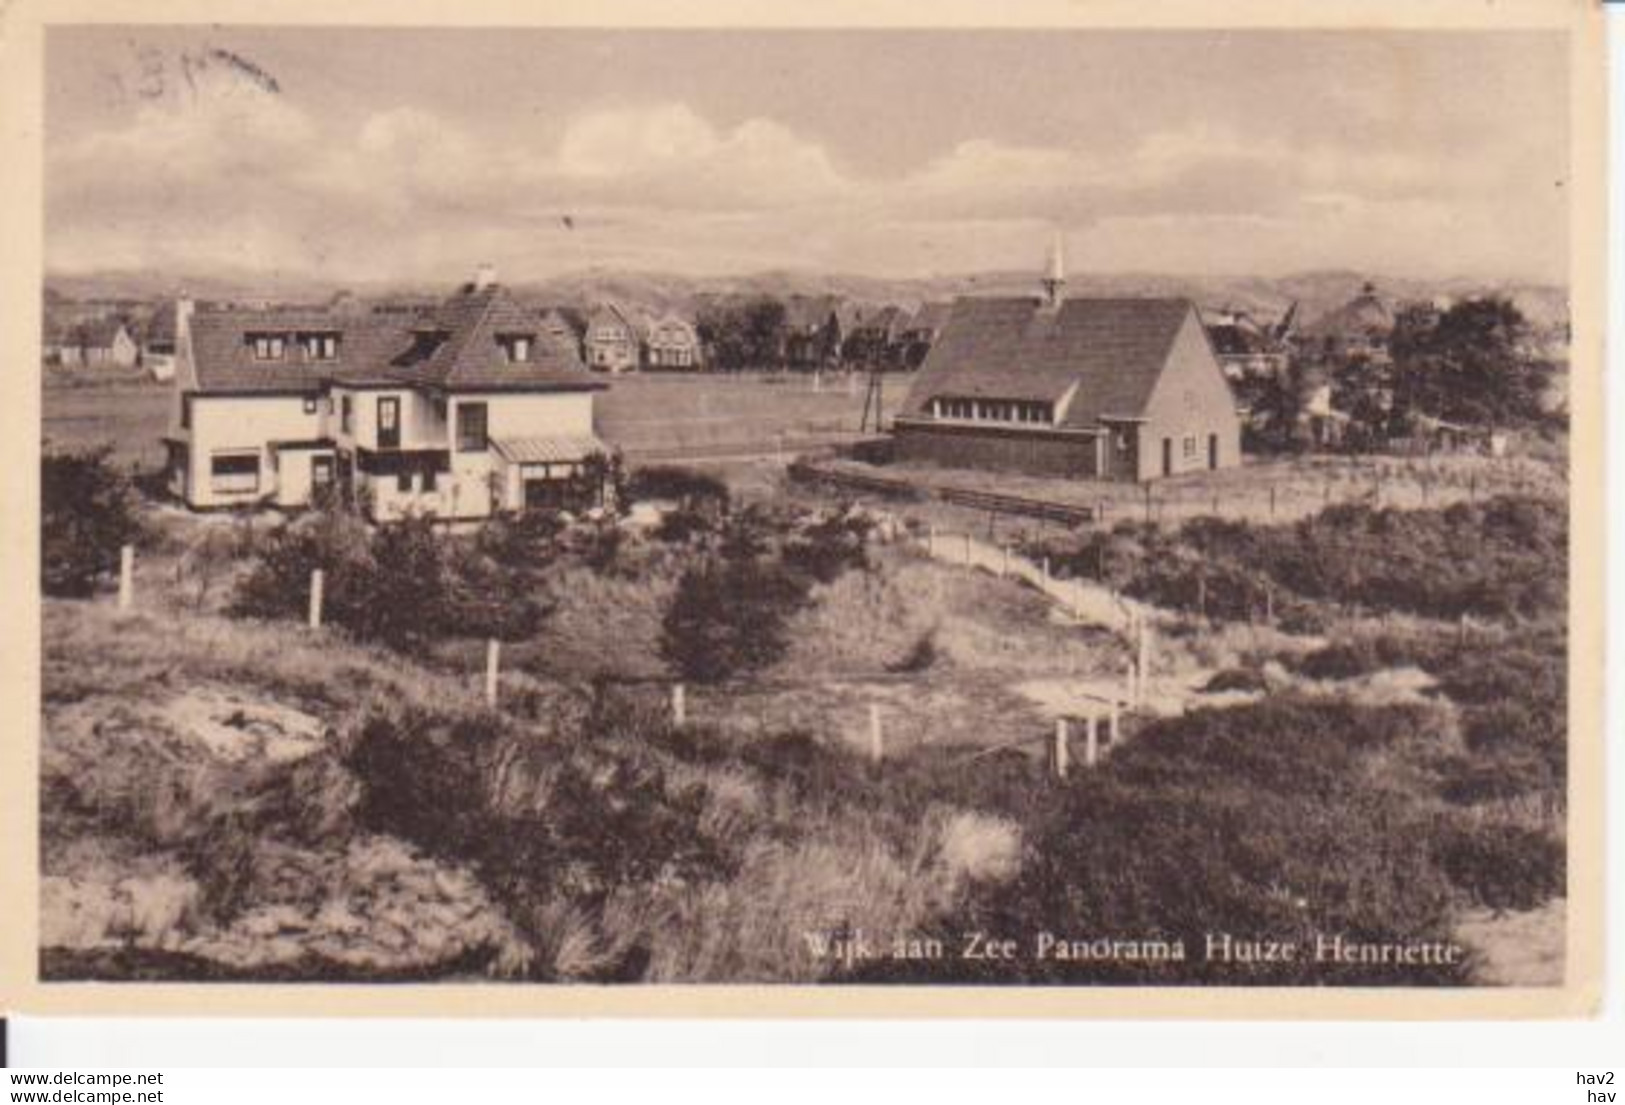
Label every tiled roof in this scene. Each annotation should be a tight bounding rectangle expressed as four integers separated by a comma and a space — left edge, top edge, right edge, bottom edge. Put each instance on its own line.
1304, 290, 1395, 339
74, 317, 130, 348
145, 303, 178, 344
188, 309, 410, 393
586, 303, 640, 338
901, 301, 953, 336
493, 434, 608, 464
188, 283, 604, 395
854, 305, 905, 335
782, 295, 840, 333
903, 296, 1198, 427
1206, 322, 1281, 358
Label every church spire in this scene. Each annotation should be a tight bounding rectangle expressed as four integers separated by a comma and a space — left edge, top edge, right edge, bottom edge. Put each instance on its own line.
1042, 232, 1066, 308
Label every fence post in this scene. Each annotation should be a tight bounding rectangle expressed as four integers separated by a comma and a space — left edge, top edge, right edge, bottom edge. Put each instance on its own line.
672, 682, 687, 727
1042, 555, 1050, 583
1084, 714, 1100, 768
1108, 697, 1121, 744
308, 568, 324, 629
485, 638, 501, 708
1264, 585, 1275, 626
1269, 485, 1277, 519
1457, 612, 1469, 648
869, 704, 884, 766
1053, 717, 1070, 780
1143, 484, 1152, 524
1136, 616, 1150, 707
117, 544, 134, 612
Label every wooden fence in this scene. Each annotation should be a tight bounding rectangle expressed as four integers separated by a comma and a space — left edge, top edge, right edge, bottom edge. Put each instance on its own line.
789, 461, 1096, 526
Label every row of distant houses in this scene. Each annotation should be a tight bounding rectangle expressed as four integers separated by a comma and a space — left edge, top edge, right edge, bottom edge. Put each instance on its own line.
49, 290, 958, 382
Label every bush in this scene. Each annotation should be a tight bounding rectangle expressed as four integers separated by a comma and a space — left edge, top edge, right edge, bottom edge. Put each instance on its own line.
1041, 496, 1565, 625
660, 557, 810, 683
1432, 821, 1565, 911
234, 507, 546, 652
41, 447, 146, 597
628, 465, 730, 509
783, 508, 874, 584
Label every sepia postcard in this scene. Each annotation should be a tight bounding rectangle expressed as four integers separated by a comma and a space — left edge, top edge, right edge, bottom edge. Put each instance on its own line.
0, 0, 1606, 1019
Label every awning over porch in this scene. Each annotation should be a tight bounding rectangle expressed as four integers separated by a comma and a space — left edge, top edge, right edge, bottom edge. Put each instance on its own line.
492, 435, 608, 466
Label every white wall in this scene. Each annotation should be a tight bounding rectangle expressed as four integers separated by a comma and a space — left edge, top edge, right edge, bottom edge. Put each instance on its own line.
188, 395, 324, 509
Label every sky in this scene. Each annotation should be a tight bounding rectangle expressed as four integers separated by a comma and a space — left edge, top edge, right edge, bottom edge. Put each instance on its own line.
44, 27, 1571, 286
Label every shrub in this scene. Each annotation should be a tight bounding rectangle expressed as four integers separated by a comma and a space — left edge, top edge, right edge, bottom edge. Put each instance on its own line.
628, 465, 730, 509
41, 447, 146, 597
783, 508, 874, 584
659, 557, 810, 683
1431, 821, 1565, 911
1045, 496, 1565, 625
234, 508, 546, 651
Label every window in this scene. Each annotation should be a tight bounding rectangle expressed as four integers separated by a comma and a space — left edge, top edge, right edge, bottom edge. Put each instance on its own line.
423, 469, 438, 493
209, 452, 260, 494
1183, 435, 1198, 460
303, 396, 319, 415
312, 456, 334, 486
340, 395, 353, 434
500, 334, 533, 363
300, 332, 341, 360
457, 402, 488, 452
377, 396, 400, 450
249, 333, 286, 361
180, 397, 192, 430
397, 471, 413, 493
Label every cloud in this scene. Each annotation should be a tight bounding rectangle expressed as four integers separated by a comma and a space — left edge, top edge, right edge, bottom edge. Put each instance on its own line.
44, 90, 1565, 284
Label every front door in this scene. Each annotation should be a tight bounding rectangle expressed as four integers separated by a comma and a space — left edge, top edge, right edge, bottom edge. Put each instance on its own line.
1162, 437, 1173, 478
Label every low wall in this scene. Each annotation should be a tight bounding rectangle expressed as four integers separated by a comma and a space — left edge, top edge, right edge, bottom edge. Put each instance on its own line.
891, 419, 1104, 480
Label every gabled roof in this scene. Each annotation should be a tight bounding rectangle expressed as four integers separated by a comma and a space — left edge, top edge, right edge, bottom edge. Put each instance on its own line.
1304, 285, 1395, 340
75, 317, 131, 348
646, 312, 699, 343
188, 283, 602, 394
904, 296, 1198, 427
145, 302, 179, 345
386, 284, 600, 390
585, 302, 640, 339
901, 301, 953, 336
854, 305, 905, 335
782, 295, 840, 333
1205, 321, 1282, 358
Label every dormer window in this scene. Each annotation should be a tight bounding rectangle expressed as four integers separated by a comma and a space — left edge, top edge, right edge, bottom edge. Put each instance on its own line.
249, 333, 287, 361
299, 331, 341, 361
499, 333, 535, 363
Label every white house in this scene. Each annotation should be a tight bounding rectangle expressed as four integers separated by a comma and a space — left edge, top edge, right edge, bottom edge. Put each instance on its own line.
164, 268, 610, 521
644, 312, 702, 369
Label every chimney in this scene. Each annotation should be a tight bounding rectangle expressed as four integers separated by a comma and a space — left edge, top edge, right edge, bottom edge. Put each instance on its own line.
1041, 233, 1066, 309
474, 262, 498, 291
176, 295, 195, 353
